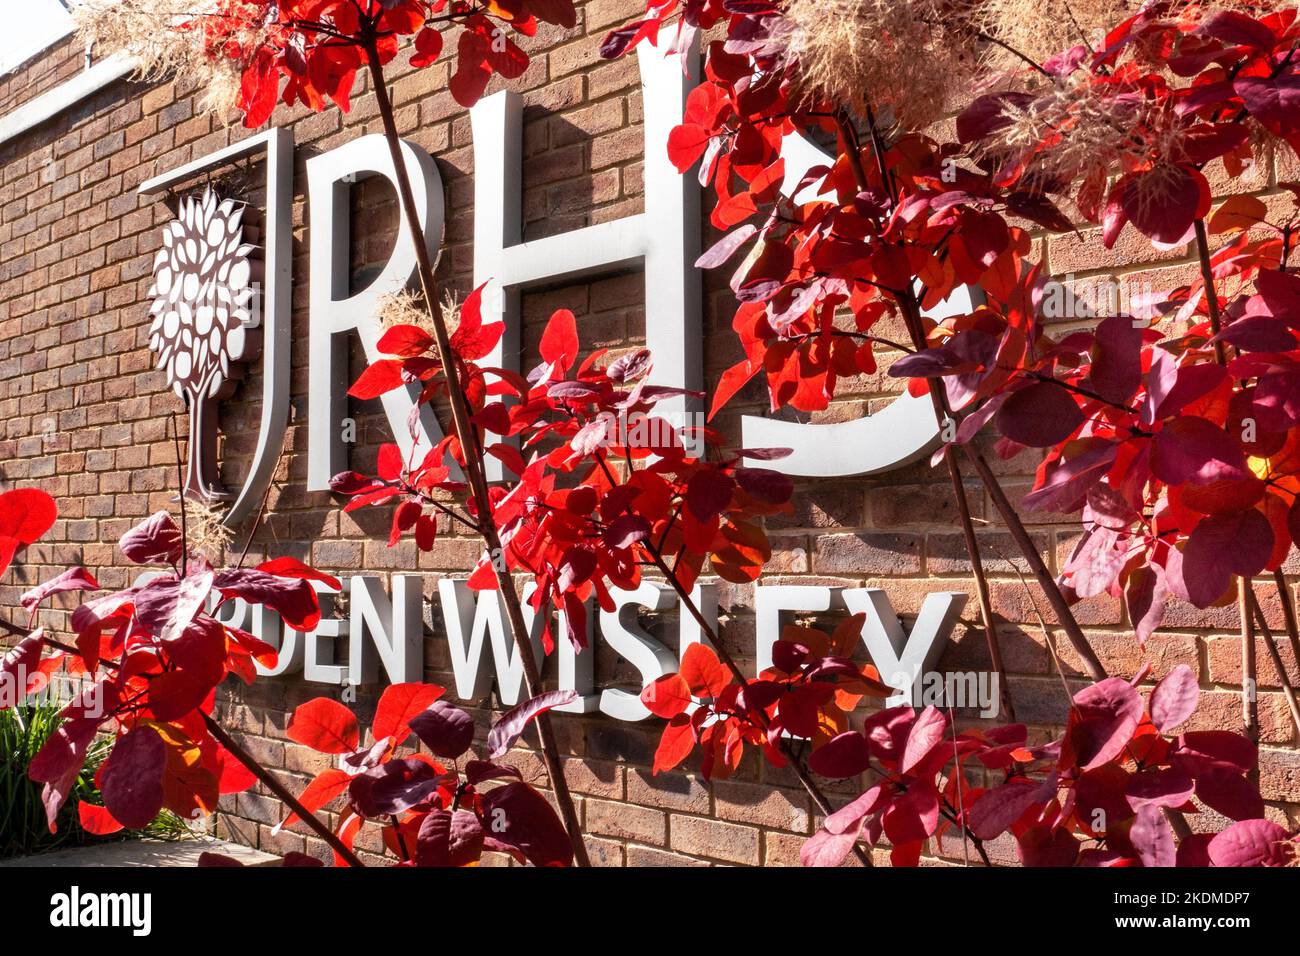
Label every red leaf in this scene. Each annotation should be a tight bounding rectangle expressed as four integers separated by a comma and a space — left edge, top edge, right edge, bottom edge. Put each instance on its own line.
800, 826, 864, 867
641, 673, 693, 719
1207, 819, 1296, 867
1195, 767, 1265, 821
968, 779, 1042, 840
373, 682, 445, 745
280, 769, 351, 829
255, 556, 342, 592
0, 488, 57, 545
709, 360, 759, 422
901, 706, 947, 775
540, 309, 579, 371
1067, 677, 1144, 770
996, 381, 1084, 447
20, 567, 99, 616
1182, 509, 1272, 608
1150, 416, 1249, 486
1236, 74, 1300, 137
734, 467, 793, 504
1120, 166, 1205, 247
667, 124, 711, 174
118, 511, 184, 566
287, 698, 360, 754
478, 781, 573, 867
686, 469, 734, 522
0, 633, 46, 700
148, 670, 214, 722
449, 59, 492, 108
213, 568, 322, 632
410, 26, 444, 68
652, 713, 696, 774
101, 726, 167, 829
77, 802, 124, 836
808, 731, 872, 779
377, 324, 433, 358
415, 809, 485, 867
678, 643, 729, 699
1129, 804, 1175, 867
348, 359, 406, 399
29, 716, 98, 829
348, 757, 441, 817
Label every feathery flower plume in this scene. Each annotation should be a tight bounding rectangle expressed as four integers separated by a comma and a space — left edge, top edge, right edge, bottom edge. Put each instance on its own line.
183, 498, 234, 557
977, 0, 1138, 68
777, 0, 984, 129
74, 0, 269, 119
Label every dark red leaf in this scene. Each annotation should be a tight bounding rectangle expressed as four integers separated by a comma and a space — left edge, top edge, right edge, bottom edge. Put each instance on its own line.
409, 700, 475, 758
101, 726, 167, 829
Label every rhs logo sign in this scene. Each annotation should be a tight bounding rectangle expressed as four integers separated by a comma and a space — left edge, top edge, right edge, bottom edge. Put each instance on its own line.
145, 41, 976, 522
134, 40, 982, 718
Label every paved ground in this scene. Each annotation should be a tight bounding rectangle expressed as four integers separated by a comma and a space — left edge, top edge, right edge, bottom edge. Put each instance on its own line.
0, 837, 279, 867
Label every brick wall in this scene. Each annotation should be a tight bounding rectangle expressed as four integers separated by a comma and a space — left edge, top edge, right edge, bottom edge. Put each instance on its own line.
1, 0, 1298, 867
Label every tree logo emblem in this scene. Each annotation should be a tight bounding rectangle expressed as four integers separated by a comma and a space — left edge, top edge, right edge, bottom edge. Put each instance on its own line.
147, 187, 261, 502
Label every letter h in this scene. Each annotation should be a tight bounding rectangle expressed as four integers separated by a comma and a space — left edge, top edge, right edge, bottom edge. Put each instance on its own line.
470, 39, 701, 479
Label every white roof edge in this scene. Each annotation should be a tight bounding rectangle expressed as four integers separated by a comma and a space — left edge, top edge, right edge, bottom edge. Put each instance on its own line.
0, 22, 76, 77
0, 53, 136, 149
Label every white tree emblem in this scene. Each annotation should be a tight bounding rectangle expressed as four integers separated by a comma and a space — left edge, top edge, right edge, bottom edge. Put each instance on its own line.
147, 187, 260, 500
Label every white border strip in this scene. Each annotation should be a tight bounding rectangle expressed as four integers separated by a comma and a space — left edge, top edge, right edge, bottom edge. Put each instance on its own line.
0, 54, 135, 148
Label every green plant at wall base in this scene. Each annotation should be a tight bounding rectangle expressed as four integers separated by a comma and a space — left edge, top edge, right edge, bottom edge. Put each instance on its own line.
0, 703, 183, 858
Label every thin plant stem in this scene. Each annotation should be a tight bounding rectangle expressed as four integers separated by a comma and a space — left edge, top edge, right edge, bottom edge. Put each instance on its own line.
1193, 218, 1259, 745
1272, 569, 1300, 682
362, 38, 589, 867
836, 108, 1103, 687
1245, 586, 1300, 741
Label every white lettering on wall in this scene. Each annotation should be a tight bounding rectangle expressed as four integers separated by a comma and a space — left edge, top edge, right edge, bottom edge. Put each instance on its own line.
349, 575, 425, 684
304, 134, 447, 491
598, 582, 680, 722
469, 38, 701, 479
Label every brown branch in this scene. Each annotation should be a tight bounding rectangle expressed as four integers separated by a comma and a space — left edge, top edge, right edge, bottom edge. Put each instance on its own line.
1272, 570, 1300, 684
202, 712, 367, 867
1193, 219, 1258, 745
837, 107, 1100, 691
1245, 585, 1300, 742
362, 40, 589, 868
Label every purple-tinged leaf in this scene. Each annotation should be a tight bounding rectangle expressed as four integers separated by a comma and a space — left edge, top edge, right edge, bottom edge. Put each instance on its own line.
1150, 415, 1249, 486
118, 511, 184, 565
1182, 509, 1272, 608
1207, 819, 1296, 867
409, 700, 475, 759
995, 381, 1083, 448
101, 726, 167, 829
1149, 664, 1199, 732
487, 690, 579, 759
696, 224, 757, 269
348, 757, 441, 817
1129, 804, 1176, 867
1069, 677, 1144, 770
479, 781, 573, 867
20, 568, 100, 616
415, 809, 485, 867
